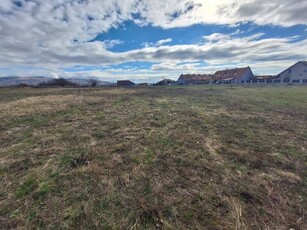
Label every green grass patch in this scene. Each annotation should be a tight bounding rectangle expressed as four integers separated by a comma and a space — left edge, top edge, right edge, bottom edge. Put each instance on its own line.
16, 176, 37, 198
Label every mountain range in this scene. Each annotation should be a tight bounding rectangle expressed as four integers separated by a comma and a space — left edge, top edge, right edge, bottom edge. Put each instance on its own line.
0, 76, 114, 87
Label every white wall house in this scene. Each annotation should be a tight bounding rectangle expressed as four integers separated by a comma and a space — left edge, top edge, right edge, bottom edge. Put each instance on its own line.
277, 61, 307, 83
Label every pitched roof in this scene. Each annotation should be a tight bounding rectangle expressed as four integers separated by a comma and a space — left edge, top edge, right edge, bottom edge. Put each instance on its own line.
157, 79, 176, 84
178, 74, 213, 82
117, 80, 135, 85
213, 67, 252, 80
278, 61, 307, 76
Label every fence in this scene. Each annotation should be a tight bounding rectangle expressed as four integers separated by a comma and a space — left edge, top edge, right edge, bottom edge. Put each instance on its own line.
223, 79, 307, 85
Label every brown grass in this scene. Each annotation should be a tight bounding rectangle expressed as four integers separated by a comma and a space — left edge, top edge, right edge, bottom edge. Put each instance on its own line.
0, 85, 306, 229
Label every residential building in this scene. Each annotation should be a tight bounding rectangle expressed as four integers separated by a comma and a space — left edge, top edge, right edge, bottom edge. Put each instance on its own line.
177, 74, 213, 85
277, 61, 307, 83
155, 79, 177, 86
213, 67, 254, 83
117, 80, 135, 86
254, 75, 278, 83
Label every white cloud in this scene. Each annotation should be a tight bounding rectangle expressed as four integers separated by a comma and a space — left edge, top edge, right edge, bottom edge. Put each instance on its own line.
0, 0, 306, 78
2, 33, 307, 65
156, 38, 172, 46
151, 61, 201, 71
222, 0, 307, 27
101, 40, 124, 49
203, 33, 231, 42
143, 38, 173, 48
133, 0, 307, 28
50, 72, 60, 79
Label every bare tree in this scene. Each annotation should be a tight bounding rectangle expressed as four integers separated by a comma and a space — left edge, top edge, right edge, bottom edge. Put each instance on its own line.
89, 79, 98, 87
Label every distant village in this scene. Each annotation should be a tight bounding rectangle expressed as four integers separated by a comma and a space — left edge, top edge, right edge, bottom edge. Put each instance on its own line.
117, 61, 307, 86
1, 61, 306, 88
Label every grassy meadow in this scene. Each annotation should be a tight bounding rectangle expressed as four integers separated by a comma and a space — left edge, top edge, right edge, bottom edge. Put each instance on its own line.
0, 85, 306, 229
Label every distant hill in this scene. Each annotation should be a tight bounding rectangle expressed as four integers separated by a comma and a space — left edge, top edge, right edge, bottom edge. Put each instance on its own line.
0, 76, 20, 82
0, 76, 51, 87
0, 76, 114, 87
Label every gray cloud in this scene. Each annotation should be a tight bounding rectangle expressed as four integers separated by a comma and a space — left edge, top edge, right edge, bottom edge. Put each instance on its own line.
221, 0, 307, 26
0, 0, 306, 77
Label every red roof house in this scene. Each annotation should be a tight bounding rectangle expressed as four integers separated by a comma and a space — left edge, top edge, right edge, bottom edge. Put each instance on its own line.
213, 67, 254, 83
177, 74, 213, 85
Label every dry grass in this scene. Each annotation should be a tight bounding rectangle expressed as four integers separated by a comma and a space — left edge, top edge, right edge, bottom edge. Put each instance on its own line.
0, 85, 306, 229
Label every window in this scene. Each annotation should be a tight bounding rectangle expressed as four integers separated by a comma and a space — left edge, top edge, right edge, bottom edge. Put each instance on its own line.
288, 69, 292, 73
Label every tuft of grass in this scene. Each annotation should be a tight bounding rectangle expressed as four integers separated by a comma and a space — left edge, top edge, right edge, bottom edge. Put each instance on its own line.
33, 181, 56, 199
60, 155, 73, 167
16, 177, 37, 198
0, 166, 7, 176
144, 150, 155, 164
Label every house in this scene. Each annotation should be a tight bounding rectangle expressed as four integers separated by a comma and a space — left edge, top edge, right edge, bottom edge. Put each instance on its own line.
213, 67, 254, 83
255, 75, 277, 80
155, 79, 177, 86
117, 80, 135, 86
137, 83, 149, 86
277, 61, 307, 83
177, 74, 213, 85
254, 75, 278, 83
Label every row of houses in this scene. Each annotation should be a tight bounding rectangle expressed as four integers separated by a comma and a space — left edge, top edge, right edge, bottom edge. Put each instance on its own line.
117, 61, 307, 86
178, 61, 307, 85
178, 66, 254, 85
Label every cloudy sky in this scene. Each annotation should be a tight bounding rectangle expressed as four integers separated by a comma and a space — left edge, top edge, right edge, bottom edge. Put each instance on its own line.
0, 0, 306, 82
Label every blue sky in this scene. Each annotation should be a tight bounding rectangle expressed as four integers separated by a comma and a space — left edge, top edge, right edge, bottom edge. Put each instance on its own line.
0, 0, 306, 82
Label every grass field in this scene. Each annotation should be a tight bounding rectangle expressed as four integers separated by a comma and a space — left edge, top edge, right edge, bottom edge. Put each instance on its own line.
0, 85, 306, 229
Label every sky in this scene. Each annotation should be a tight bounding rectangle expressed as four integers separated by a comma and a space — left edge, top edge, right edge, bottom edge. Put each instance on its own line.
0, 0, 306, 82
